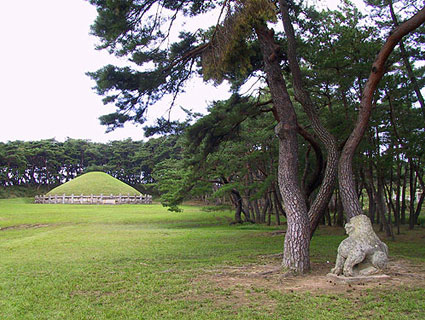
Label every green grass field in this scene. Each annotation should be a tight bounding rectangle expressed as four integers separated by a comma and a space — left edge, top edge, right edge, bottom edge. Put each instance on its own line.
0, 199, 424, 319
46, 172, 141, 196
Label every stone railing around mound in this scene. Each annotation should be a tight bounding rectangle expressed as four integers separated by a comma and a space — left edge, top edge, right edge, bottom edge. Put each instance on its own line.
34, 193, 152, 205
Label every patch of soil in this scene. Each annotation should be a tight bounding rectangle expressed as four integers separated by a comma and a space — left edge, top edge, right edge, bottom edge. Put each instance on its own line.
193, 256, 425, 306
0, 224, 50, 231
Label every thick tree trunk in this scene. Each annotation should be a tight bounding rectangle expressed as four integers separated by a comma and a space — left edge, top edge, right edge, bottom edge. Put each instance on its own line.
256, 24, 310, 273
279, 0, 339, 238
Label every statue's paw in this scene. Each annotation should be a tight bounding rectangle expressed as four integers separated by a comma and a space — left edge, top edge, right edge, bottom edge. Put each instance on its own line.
330, 267, 342, 275
343, 268, 353, 277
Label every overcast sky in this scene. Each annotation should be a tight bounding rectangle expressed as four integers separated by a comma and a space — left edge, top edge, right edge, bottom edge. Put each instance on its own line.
0, 0, 362, 143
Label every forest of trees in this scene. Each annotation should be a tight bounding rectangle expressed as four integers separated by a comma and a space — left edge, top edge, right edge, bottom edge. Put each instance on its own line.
0, 137, 181, 191
2, 0, 423, 274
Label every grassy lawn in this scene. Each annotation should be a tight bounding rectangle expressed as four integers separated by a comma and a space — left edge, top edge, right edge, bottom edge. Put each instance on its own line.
0, 198, 424, 319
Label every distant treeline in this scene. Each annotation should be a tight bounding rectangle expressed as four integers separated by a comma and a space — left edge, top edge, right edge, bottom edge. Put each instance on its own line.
0, 137, 181, 191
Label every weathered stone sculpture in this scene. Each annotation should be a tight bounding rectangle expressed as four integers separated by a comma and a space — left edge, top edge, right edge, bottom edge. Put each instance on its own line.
331, 214, 388, 277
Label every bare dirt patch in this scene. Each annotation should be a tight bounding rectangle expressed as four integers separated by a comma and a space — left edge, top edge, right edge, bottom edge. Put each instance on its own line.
0, 224, 50, 231
195, 255, 425, 305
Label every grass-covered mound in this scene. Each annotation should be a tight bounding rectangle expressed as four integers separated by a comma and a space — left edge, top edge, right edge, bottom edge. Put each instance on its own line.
46, 171, 140, 196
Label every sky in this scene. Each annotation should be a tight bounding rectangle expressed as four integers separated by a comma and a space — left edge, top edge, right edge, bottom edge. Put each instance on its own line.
0, 0, 233, 143
0, 0, 363, 143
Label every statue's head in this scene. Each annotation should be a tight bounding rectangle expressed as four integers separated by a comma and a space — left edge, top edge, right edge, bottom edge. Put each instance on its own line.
346, 214, 379, 242
344, 221, 355, 236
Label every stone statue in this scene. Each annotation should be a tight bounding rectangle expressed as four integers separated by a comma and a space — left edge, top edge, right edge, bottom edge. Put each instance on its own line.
330, 214, 388, 277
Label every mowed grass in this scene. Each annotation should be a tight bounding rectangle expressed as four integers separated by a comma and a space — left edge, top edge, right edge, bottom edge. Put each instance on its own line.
0, 198, 424, 319
46, 172, 141, 196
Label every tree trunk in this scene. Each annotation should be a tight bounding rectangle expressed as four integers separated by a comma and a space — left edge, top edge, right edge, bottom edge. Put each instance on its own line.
273, 190, 281, 226
413, 162, 425, 225
325, 207, 332, 226
267, 203, 272, 226
231, 189, 243, 224
414, 191, 425, 225
401, 163, 407, 224
387, 162, 394, 226
298, 126, 324, 205
409, 159, 416, 230
384, 181, 400, 234
336, 190, 344, 227
255, 24, 310, 273
301, 146, 312, 203
272, 183, 286, 218
395, 157, 402, 234
279, 0, 339, 238
261, 195, 270, 224
377, 174, 394, 239
253, 198, 262, 224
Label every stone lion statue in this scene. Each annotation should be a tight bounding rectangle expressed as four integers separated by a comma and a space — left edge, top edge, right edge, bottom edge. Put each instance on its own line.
330, 214, 389, 277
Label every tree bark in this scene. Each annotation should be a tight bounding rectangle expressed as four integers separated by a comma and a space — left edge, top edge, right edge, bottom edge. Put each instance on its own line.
279, 0, 339, 238
255, 24, 310, 273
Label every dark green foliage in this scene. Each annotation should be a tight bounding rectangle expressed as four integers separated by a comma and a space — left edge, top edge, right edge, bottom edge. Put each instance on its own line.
0, 138, 162, 194
150, 94, 279, 217
143, 117, 189, 137
153, 158, 192, 211
186, 94, 266, 158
